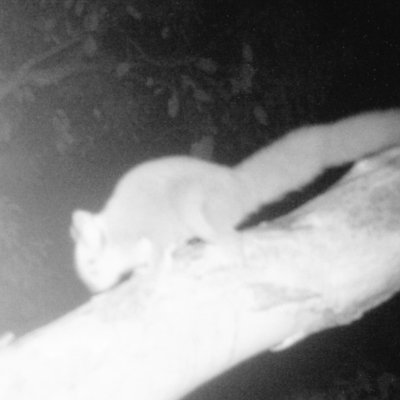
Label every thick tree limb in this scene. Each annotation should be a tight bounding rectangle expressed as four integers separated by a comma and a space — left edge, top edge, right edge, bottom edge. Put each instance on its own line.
1, 148, 400, 400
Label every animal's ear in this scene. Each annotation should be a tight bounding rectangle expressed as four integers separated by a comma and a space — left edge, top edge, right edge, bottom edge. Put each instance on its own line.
70, 210, 103, 251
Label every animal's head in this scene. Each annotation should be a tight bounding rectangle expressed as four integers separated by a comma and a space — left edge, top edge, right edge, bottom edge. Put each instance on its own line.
70, 210, 153, 293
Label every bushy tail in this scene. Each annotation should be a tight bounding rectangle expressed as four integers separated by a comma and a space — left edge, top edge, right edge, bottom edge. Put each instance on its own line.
234, 109, 400, 209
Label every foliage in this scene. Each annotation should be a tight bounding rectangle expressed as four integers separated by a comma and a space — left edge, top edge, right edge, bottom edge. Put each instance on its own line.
0, 0, 340, 168
287, 365, 400, 400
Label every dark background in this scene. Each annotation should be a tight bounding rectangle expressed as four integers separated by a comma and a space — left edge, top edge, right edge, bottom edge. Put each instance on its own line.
0, 0, 399, 398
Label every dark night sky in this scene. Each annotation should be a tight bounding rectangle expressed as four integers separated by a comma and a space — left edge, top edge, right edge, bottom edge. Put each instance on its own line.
206, 0, 400, 113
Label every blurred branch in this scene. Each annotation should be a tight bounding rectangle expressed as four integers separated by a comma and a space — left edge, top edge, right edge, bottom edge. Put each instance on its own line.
0, 35, 86, 102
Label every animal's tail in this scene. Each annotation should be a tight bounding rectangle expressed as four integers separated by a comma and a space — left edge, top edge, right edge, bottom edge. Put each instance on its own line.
235, 109, 400, 208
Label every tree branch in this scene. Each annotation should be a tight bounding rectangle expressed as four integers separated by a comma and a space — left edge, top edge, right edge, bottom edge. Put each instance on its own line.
1, 148, 400, 400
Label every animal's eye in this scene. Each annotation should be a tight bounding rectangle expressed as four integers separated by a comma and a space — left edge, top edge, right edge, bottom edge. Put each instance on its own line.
186, 237, 204, 246
117, 270, 134, 285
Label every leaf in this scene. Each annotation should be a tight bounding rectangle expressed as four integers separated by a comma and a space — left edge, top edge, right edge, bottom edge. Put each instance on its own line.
196, 58, 218, 74
161, 26, 170, 39
193, 88, 212, 103
253, 105, 268, 126
53, 109, 75, 155
126, 5, 142, 20
190, 135, 214, 160
115, 62, 131, 78
242, 43, 253, 63
168, 91, 179, 118
181, 75, 212, 102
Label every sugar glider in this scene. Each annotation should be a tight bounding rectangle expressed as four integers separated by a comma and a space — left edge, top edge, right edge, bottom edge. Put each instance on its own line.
71, 109, 400, 292
71, 158, 251, 292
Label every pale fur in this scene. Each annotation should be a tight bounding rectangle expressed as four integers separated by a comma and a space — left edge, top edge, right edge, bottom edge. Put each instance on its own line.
235, 109, 400, 207
71, 109, 400, 292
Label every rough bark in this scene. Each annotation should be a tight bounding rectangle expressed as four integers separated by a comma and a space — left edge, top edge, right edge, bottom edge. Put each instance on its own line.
1, 148, 400, 400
